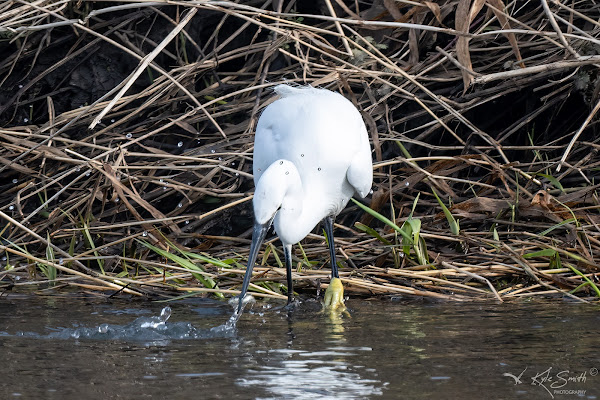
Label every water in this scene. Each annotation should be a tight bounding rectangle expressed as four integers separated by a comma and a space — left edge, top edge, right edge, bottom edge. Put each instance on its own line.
0, 297, 598, 399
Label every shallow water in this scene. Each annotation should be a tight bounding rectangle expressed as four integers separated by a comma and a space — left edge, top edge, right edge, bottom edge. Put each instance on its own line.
0, 296, 598, 399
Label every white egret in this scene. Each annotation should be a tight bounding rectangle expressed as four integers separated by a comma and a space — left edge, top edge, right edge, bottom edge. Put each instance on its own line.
237, 84, 373, 313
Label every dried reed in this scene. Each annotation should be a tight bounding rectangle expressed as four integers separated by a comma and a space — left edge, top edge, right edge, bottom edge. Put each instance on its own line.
1, 0, 598, 303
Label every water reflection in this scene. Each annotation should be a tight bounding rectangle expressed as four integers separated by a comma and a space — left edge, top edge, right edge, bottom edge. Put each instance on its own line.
236, 310, 386, 399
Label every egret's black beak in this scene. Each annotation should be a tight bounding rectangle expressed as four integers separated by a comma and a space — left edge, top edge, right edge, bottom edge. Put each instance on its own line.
237, 219, 272, 314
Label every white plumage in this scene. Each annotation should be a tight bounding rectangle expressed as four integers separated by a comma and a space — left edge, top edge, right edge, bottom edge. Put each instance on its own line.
237, 84, 373, 313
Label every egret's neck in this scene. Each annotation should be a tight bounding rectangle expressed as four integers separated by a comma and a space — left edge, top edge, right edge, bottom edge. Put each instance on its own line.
253, 159, 304, 228
254, 159, 352, 246
275, 184, 348, 246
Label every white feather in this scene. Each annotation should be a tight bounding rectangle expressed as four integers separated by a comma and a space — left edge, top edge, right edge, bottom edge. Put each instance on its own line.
253, 85, 373, 246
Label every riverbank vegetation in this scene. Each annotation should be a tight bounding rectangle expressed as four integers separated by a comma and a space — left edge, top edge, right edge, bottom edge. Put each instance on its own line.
1, 0, 599, 302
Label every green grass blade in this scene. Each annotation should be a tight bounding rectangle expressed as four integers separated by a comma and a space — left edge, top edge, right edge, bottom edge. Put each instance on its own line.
549, 251, 562, 269
417, 236, 430, 265
181, 251, 233, 269
45, 232, 57, 283
523, 249, 557, 259
395, 140, 415, 163
407, 219, 424, 264
430, 187, 460, 235
351, 198, 412, 243
80, 217, 104, 274
401, 218, 413, 257
539, 218, 577, 237
355, 222, 391, 245
408, 192, 420, 218
492, 225, 500, 241
536, 173, 564, 193
567, 265, 600, 297
296, 242, 311, 269
138, 240, 222, 298
270, 243, 283, 268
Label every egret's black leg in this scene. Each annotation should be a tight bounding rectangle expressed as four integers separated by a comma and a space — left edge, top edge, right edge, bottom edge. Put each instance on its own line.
323, 216, 339, 278
284, 244, 295, 305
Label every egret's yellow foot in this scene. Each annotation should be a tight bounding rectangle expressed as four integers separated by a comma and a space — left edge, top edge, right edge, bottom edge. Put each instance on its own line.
323, 277, 345, 309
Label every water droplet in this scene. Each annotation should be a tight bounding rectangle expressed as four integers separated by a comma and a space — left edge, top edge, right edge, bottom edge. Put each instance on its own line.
159, 306, 171, 322
178, 203, 183, 208
369, 189, 373, 195
218, 157, 222, 161
404, 181, 410, 187
110, 119, 115, 123
8, 205, 14, 211
23, 118, 29, 123
177, 141, 183, 147
279, 161, 283, 165
318, 167, 322, 171
85, 172, 90, 177
1, 256, 6, 261
162, 186, 167, 191
58, 258, 63, 265
98, 324, 108, 334
76, 166, 81, 172
159, 179, 164, 183
257, 168, 261, 172
285, 171, 289, 175
12, 179, 17, 184
114, 198, 120, 203
126, 133, 132, 139
211, 149, 216, 154
235, 172, 239, 176
185, 220, 190, 225
29, 105, 33, 108
301, 154, 304, 157
18, 84, 23, 89
231, 162, 236, 166
142, 231, 148, 237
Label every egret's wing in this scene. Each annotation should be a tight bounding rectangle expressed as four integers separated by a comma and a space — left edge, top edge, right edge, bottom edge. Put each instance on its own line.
253, 87, 329, 184
255, 85, 373, 198
253, 122, 277, 185
346, 129, 373, 198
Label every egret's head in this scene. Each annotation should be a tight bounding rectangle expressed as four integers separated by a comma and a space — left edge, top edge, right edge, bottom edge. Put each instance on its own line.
253, 159, 302, 225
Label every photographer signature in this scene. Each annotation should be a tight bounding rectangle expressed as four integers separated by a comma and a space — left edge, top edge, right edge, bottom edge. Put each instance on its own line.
503, 366, 596, 398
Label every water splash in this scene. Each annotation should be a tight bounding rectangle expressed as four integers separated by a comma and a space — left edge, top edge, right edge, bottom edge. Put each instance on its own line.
10, 306, 237, 342
210, 312, 239, 335
139, 306, 171, 329
225, 294, 256, 325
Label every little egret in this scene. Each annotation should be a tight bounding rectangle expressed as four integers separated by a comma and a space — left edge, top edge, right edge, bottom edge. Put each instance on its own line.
237, 84, 373, 313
